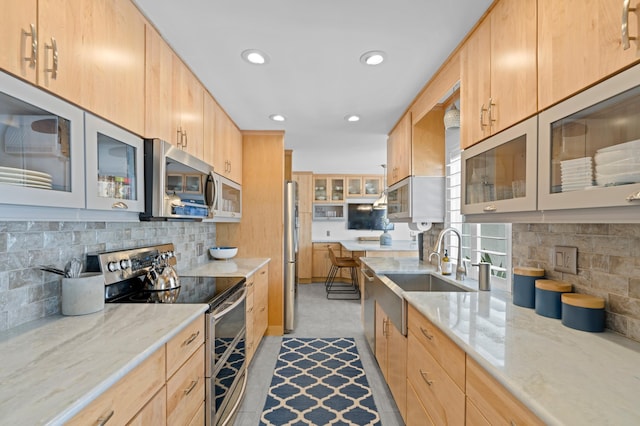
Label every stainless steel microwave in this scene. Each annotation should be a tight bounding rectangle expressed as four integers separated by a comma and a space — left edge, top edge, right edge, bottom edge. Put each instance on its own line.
139, 139, 215, 221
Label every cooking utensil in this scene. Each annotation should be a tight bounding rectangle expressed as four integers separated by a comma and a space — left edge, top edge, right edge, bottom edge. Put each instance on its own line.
65, 257, 83, 278
39, 265, 67, 277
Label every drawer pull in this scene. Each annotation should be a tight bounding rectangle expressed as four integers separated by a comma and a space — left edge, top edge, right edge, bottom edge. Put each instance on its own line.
419, 369, 433, 386
184, 378, 199, 395
626, 190, 640, 201
97, 410, 114, 425
420, 326, 433, 340
183, 330, 200, 346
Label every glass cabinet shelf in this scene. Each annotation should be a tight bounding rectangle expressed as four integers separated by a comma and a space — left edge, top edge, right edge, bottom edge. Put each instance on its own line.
538, 63, 640, 211
313, 204, 344, 221
461, 117, 538, 215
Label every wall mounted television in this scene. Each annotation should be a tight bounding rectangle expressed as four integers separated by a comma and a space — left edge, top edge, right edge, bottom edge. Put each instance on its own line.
347, 203, 394, 230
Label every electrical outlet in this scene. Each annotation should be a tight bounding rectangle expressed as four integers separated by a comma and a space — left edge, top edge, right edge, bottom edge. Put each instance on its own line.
554, 246, 577, 274
196, 242, 204, 257
326, 230, 331, 237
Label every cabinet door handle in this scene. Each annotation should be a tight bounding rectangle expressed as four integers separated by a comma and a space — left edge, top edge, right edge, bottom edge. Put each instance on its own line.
177, 127, 183, 146
183, 330, 200, 346
483, 204, 497, 212
23, 23, 37, 67
626, 191, 640, 201
111, 201, 128, 209
487, 98, 496, 126
45, 37, 58, 79
361, 268, 375, 282
480, 103, 488, 129
97, 410, 115, 425
420, 326, 433, 340
622, 0, 637, 50
184, 378, 199, 395
419, 369, 434, 386
182, 130, 188, 148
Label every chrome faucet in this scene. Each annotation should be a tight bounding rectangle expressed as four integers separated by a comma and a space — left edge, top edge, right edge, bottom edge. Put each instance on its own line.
430, 227, 467, 280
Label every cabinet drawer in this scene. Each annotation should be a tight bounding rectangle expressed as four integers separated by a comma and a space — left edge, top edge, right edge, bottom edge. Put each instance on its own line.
187, 401, 206, 426
466, 397, 491, 426
127, 386, 166, 426
407, 304, 465, 389
167, 344, 205, 426
466, 357, 543, 426
68, 348, 165, 425
407, 330, 465, 426
166, 316, 205, 378
406, 380, 434, 426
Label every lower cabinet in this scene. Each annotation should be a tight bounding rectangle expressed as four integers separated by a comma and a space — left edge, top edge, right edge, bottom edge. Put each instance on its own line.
466, 357, 543, 425
312, 242, 341, 280
375, 303, 407, 421
247, 263, 269, 364
67, 315, 205, 425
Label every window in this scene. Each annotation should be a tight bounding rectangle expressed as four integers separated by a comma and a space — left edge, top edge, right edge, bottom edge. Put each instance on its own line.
444, 119, 511, 289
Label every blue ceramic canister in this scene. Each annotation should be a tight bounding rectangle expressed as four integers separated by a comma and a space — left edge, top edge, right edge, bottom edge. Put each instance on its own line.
535, 279, 572, 319
561, 293, 606, 332
512, 267, 545, 308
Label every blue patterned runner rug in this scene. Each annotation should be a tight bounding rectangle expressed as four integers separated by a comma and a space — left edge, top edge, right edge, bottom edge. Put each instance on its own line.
259, 337, 381, 426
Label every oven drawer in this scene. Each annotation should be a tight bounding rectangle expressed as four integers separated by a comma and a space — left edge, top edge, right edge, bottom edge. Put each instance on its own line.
67, 348, 165, 425
167, 344, 205, 426
167, 315, 205, 378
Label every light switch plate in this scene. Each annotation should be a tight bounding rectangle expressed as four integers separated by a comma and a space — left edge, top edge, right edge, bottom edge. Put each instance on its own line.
554, 246, 578, 274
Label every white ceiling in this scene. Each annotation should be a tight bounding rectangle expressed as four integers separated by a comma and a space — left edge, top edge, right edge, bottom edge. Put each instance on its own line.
133, 0, 492, 173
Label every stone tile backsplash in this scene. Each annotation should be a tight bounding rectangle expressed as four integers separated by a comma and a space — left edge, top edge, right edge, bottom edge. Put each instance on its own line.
0, 221, 216, 332
512, 223, 640, 342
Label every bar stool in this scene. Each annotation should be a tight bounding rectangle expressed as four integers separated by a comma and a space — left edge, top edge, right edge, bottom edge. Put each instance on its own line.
325, 247, 360, 299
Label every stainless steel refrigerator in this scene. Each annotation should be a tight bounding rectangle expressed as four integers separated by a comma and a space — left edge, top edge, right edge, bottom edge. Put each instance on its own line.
284, 180, 298, 333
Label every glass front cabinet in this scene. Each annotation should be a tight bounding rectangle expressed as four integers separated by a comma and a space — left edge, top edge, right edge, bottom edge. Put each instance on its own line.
461, 117, 538, 215
84, 113, 144, 212
314, 175, 345, 202
538, 63, 640, 211
0, 72, 85, 209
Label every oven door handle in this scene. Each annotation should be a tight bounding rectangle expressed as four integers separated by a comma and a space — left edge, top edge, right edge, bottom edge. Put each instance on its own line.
212, 287, 247, 320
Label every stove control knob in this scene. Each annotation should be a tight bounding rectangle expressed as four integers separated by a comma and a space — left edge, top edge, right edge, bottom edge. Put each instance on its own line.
107, 261, 121, 272
119, 259, 132, 270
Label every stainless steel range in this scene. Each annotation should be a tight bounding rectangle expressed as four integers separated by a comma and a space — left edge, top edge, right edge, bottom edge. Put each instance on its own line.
86, 243, 247, 426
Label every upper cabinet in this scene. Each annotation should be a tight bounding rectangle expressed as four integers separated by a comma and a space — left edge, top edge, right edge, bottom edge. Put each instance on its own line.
213, 101, 242, 184
145, 25, 203, 158
313, 175, 345, 203
387, 113, 412, 186
0, 72, 85, 209
0, 0, 146, 135
460, 0, 537, 149
538, 62, 640, 211
346, 175, 382, 198
538, 0, 640, 110
0, 0, 38, 83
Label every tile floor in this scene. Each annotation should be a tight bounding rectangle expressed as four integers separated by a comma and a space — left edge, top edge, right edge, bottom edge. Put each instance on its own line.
236, 282, 404, 425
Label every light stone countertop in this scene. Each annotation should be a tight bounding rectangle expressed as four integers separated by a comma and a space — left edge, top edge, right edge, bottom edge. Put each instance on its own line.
180, 257, 270, 277
0, 303, 207, 425
333, 240, 419, 252
360, 256, 640, 425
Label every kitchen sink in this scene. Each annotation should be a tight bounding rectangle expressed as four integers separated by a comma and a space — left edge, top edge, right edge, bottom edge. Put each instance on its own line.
384, 273, 471, 292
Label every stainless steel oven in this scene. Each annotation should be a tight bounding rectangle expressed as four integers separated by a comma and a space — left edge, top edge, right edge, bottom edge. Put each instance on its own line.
89, 244, 247, 426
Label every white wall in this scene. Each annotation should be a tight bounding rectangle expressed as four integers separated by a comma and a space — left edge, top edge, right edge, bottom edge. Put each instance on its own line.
311, 218, 414, 242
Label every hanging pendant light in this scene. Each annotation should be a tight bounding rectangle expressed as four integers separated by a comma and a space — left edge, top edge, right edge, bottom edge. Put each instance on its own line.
443, 103, 461, 129
373, 164, 387, 210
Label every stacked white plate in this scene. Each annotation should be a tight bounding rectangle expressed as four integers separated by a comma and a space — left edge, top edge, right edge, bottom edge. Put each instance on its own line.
560, 157, 593, 192
594, 139, 640, 186
0, 166, 53, 189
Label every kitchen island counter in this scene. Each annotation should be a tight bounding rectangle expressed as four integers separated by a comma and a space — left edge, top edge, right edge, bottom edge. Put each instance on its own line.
339, 239, 419, 253
0, 303, 207, 425
361, 257, 640, 425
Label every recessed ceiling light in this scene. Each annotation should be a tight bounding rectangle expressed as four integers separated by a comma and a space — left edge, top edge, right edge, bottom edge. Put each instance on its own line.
241, 49, 270, 65
269, 114, 286, 122
360, 50, 386, 66
344, 114, 360, 122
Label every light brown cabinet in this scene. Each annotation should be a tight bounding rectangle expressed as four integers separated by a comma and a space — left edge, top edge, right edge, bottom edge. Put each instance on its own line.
460, 0, 537, 149
538, 0, 640, 110
214, 101, 243, 184
313, 175, 345, 203
387, 112, 412, 186
312, 242, 341, 280
145, 24, 204, 156
293, 172, 313, 283
375, 303, 407, 421
246, 264, 269, 363
466, 357, 544, 425
346, 175, 383, 197
0, 0, 145, 135
68, 315, 205, 425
